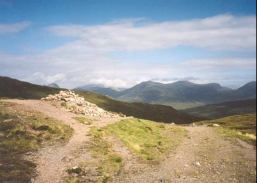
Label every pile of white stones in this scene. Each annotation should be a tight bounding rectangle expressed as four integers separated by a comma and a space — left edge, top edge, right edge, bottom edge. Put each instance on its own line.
41, 90, 120, 118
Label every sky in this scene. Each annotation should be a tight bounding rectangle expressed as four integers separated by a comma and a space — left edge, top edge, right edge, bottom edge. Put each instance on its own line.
0, 0, 256, 89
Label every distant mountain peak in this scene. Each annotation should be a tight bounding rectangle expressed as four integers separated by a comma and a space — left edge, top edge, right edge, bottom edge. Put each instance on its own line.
47, 83, 60, 88
172, 80, 194, 85
144, 80, 158, 83
73, 84, 105, 90
236, 81, 256, 93
140, 80, 161, 86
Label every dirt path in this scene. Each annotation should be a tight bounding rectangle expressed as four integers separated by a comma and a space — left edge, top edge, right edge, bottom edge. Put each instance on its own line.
5, 99, 124, 183
5, 100, 256, 183
113, 126, 256, 183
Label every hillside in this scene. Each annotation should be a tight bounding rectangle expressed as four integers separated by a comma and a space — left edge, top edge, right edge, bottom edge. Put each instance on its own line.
78, 86, 121, 98
118, 80, 256, 107
76, 90, 204, 123
0, 76, 61, 99
75, 80, 256, 109
74, 84, 123, 98
74, 84, 105, 90
1, 100, 255, 183
0, 76, 203, 124
117, 80, 229, 103
181, 98, 256, 119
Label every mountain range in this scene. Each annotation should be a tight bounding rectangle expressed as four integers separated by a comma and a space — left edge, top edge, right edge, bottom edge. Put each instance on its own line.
1, 76, 255, 122
74, 80, 256, 109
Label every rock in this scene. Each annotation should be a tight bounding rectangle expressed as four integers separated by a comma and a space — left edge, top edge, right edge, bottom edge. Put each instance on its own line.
3, 119, 13, 123
213, 124, 220, 127
61, 156, 71, 162
70, 166, 82, 174
194, 162, 201, 166
45, 96, 53, 101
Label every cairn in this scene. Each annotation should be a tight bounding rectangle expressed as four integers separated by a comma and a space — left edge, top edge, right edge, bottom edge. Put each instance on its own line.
41, 90, 120, 118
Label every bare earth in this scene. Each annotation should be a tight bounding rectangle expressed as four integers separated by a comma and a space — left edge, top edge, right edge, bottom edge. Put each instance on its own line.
5, 100, 256, 183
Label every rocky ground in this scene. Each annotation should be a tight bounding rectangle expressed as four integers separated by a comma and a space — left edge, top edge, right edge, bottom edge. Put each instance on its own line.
5, 99, 256, 183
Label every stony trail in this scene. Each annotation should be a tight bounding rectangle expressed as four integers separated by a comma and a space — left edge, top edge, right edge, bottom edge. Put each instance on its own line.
113, 126, 256, 183
6, 99, 124, 183
5, 100, 256, 183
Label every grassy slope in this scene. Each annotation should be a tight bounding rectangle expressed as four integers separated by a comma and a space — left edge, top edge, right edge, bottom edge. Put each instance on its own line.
193, 114, 256, 145
0, 101, 73, 182
181, 98, 256, 119
0, 76, 204, 124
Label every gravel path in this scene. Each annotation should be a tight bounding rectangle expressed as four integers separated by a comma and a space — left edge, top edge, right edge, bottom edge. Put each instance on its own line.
6, 100, 124, 183
5, 100, 256, 183
113, 126, 256, 183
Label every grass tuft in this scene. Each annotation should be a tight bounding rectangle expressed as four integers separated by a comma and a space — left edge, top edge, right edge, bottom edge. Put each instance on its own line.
73, 116, 93, 125
61, 102, 67, 108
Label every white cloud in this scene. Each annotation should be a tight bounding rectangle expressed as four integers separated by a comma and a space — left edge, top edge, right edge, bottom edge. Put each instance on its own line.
22, 72, 67, 86
151, 77, 201, 84
0, 21, 31, 35
47, 14, 256, 52
1, 48, 255, 89
180, 58, 256, 70
0, 14, 256, 89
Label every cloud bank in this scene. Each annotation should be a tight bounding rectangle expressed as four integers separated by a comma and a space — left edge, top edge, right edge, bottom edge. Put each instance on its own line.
0, 14, 256, 88
47, 14, 256, 52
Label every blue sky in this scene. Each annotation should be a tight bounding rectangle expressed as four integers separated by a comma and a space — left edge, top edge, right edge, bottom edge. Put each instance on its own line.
0, 0, 256, 89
